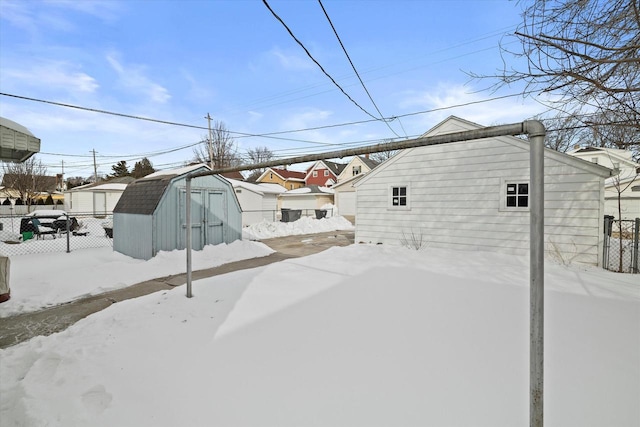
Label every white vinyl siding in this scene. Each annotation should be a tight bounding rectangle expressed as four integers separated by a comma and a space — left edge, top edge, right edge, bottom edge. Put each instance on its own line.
355, 126, 608, 266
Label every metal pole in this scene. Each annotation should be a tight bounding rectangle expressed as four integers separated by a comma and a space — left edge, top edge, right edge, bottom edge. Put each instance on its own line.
633, 218, 639, 274
186, 176, 193, 298
66, 213, 70, 253
205, 113, 214, 170
181, 120, 549, 424
525, 120, 545, 427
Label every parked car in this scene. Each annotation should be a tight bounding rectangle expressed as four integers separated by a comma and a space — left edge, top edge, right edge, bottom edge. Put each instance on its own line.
20, 211, 78, 234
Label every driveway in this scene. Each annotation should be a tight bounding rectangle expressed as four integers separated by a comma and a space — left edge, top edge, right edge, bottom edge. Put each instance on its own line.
0, 230, 354, 348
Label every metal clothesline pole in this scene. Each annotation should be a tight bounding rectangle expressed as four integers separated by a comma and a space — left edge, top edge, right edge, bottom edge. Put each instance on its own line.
184, 120, 546, 426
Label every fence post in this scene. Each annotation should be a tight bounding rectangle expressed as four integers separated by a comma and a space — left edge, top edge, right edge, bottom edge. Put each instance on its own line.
66, 213, 71, 253
633, 218, 639, 274
603, 215, 614, 269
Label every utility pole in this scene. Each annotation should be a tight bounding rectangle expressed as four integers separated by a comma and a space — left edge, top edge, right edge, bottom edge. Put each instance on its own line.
60, 160, 65, 191
91, 149, 98, 183
205, 113, 214, 169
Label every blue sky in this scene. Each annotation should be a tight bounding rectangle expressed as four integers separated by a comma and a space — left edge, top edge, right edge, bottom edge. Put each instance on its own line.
0, 0, 547, 178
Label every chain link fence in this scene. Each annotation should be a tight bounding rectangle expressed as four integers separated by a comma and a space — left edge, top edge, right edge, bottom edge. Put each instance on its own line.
603, 216, 639, 274
0, 210, 113, 257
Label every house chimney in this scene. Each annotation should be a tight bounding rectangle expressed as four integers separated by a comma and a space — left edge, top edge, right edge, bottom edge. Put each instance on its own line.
364, 153, 369, 159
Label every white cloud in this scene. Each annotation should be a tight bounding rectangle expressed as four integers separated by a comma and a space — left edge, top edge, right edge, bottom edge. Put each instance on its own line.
1, 61, 99, 94
106, 53, 171, 104
0, 0, 122, 34
180, 69, 215, 102
269, 47, 314, 71
400, 83, 546, 130
282, 108, 333, 130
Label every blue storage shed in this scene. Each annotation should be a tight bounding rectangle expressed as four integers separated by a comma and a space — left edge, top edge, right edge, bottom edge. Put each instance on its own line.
113, 164, 242, 260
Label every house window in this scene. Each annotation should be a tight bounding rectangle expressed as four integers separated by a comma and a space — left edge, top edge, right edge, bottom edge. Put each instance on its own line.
324, 170, 329, 177
506, 182, 529, 208
270, 173, 273, 179
352, 165, 361, 176
390, 185, 409, 209
591, 157, 599, 164
313, 171, 318, 177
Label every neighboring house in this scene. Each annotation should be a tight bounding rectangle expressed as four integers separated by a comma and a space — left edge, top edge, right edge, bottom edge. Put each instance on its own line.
64, 177, 134, 215
332, 173, 367, 219
226, 178, 286, 226
113, 164, 242, 260
336, 155, 379, 183
279, 185, 335, 212
568, 146, 640, 219
305, 160, 346, 187
354, 116, 613, 266
221, 171, 245, 181
256, 168, 306, 190
0, 117, 41, 163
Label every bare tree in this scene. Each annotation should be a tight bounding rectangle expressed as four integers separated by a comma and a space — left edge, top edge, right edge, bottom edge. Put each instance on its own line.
369, 149, 398, 164
536, 111, 586, 152
192, 121, 240, 169
586, 110, 640, 161
245, 146, 274, 181
473, 0, 639, 132
1, 157, 49, 212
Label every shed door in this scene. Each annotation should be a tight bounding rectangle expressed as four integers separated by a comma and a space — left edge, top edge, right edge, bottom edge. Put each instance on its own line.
205, 191, 225, 245
93, 192, 107, 216
179, 189, 205, 250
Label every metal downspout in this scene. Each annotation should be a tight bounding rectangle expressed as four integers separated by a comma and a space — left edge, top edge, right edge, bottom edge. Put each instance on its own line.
524, 119, 546, 427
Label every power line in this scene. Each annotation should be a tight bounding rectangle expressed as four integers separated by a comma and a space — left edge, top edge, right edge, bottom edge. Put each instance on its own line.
317, 0, 405, 139
0, 92, 209, 131
262, 0, 383, 121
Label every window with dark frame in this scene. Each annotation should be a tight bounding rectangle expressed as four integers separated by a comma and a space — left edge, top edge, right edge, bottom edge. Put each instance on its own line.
506, 182, 529, 208
391, 186, 407, 207
352, 165, 361, 176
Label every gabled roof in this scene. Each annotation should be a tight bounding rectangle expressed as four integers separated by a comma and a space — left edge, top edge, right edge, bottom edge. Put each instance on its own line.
356, 155, 380, 170
114, 164, 210, 215
257, 167, 306, 182
332, 172, 368, 190
281, 185, 334, 196
221, 171, 245, 181
305, 160, 347, 179
568, 146, 638, 169
226, 178, 286, 195
66, 176, 134, 192
356, 115, 613, 187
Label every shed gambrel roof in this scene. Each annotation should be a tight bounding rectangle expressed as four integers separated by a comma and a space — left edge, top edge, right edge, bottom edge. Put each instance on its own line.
114, 164, 210, 215
113, 176, 173, 215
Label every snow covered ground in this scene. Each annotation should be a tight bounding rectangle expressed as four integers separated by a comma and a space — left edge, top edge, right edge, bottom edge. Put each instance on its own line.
0, 216, 354, 318
1, 216, 638, 426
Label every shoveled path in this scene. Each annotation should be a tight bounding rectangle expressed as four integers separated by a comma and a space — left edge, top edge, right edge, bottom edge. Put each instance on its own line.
0, 230, 354, 349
